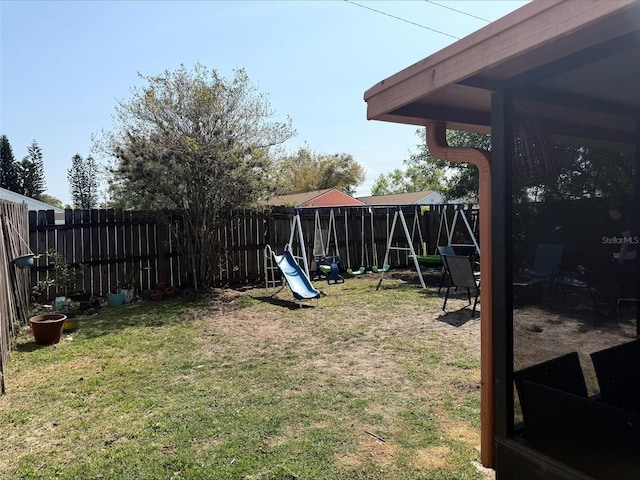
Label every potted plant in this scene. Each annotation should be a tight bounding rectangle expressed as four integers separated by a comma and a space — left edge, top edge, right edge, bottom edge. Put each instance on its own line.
107, 291, 126, 306
30, 250, 88, 337
29, 313, 67, 345
38, 249, 86, 299
118, 267, 139, 304
31, 278, 55, 304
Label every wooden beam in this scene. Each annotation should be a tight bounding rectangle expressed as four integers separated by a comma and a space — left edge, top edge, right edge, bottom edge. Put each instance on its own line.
463, 30, 640, 93
511, 87, 640, 120
391, 103, 491, 127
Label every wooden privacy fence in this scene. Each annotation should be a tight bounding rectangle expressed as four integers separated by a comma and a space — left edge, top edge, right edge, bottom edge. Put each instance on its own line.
28, 204, 479, 298
0, 202, 476, 393
29, 208, 276, 297
1, 201, 32, 394
31, 209, 176, 298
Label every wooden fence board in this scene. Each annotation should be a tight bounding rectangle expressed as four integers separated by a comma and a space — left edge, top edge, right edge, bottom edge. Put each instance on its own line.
90, 209, 101, 295
0, 201, 31, 394
80, 210, 91, 293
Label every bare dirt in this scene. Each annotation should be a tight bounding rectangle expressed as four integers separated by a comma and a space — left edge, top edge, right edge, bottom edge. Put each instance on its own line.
229, 279, 636, 389
513, 300, 638, 397
195, 273, 637, 478
197, 278, 491, 477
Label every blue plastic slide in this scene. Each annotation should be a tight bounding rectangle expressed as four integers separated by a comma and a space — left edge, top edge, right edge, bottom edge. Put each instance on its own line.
273, 250, 321, 301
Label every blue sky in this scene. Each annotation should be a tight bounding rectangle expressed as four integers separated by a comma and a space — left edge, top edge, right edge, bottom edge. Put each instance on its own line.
1, 1, 528, 206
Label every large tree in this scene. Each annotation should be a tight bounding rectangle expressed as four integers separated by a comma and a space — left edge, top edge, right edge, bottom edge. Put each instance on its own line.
39, 194, 64, 209
371, 154, 445, 196
19, 140, 46, 199
100, 64, 295, 288
0, 135, 20, 192
276, 146, 365, 195
68, 154, 99, 208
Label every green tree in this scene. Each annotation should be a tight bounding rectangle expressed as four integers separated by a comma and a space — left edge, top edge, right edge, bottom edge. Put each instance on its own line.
525, 143, 635, 202
19, 140, 46, 199
0, 134, 21, 192
371, 169, 404, 196
371, 157, 445, 196
39, 194, 64, 208
99, 64, 295, 288
276, 146, 365, 195
68, 154, 99, 208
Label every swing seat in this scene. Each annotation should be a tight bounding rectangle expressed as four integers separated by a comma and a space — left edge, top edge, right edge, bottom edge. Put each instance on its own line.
318, 264, 332, 274
347, 267, 366, 276
451, 244, 477, 257
317, 256, 344, 284
409, 254, 443, 267
371, 264, 390, 273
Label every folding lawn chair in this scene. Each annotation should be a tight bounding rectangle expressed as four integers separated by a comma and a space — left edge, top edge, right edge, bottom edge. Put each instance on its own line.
442, 254, 481, 317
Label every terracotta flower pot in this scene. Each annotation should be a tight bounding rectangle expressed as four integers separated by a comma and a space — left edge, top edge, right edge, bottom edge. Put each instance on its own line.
29, 314, 67, 345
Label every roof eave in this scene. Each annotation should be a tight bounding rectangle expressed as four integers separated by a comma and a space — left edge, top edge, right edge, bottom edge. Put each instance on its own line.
364, 0, 637, 123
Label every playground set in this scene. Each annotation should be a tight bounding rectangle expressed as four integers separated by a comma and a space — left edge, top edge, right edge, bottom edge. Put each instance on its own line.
264, 205, 479, 305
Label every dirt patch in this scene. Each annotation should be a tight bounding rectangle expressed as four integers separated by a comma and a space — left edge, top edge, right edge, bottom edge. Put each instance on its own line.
209, 281, 632, 480
189, 275, 636, 478
412, 445, 453, 470
335, 433, 398, 468
513, 302, 637, 395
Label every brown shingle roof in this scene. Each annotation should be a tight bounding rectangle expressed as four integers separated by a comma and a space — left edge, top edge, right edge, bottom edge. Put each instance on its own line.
263, 189, 333, 206
263, 189, 363, 207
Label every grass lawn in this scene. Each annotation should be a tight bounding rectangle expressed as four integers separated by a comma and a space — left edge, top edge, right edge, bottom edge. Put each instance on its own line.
0, 272, 487, 480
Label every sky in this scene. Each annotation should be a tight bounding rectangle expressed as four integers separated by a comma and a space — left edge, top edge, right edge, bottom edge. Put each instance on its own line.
0, 0, 529, 206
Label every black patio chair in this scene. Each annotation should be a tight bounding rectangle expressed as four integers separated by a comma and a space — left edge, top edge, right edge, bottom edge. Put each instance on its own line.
513, 351, 589, 422
590, 340, 640, 413
441, 254, 480, 317
437, 245, 455, 293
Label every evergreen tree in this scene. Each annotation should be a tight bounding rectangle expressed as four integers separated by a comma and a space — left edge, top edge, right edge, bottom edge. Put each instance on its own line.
0, 134, 21, 192
68, 154, 99, 208
20, 140, 46, 199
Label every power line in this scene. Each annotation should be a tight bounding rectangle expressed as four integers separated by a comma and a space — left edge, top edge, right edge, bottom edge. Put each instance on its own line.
424, 0, 491, 23
344, 0, 460, 40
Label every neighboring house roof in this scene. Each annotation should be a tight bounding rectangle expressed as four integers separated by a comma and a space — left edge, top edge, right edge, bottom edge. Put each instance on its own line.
263, 189, 364, 207
357, 190, 444, 205
0, 187, 64, 214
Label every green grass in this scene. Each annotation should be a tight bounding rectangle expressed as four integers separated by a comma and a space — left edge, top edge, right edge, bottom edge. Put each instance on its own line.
1, 272, 486, 479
